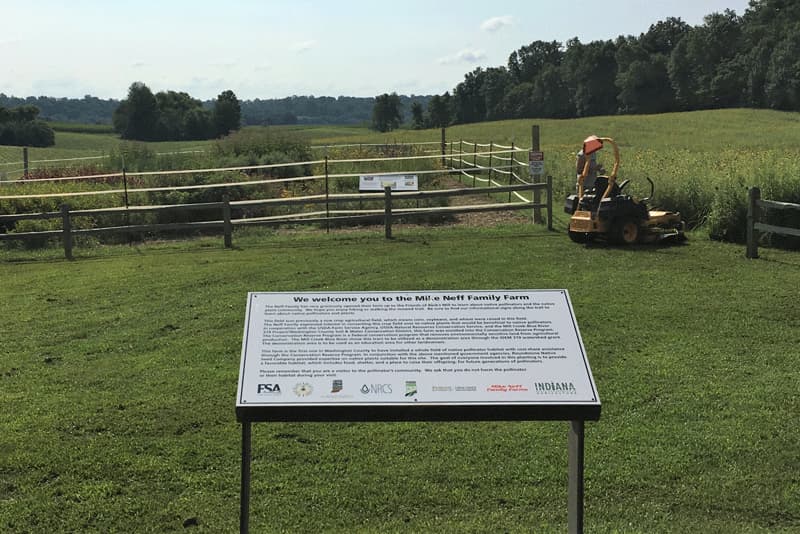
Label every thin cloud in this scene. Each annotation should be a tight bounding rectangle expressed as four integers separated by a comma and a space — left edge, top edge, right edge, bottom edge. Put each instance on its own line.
438, 48, 487, 65
481, 15, 513, 32
291, 40, 317, 53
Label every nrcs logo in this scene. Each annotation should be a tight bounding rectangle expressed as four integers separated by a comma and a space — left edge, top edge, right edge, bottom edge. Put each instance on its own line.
360, 384, 393, 395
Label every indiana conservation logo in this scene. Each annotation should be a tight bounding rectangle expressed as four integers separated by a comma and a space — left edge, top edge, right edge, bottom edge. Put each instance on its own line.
331, 380, 343, 393
405, 381, 418, 397
534, 381, 577, 395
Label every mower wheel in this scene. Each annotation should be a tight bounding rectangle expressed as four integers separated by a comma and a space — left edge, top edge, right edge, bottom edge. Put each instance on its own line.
611, 218, 640, 245
568, 230, 591, 243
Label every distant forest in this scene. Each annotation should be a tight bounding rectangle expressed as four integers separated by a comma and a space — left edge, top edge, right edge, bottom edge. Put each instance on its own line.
1, 0, 797, 128
0, 94, 431, 127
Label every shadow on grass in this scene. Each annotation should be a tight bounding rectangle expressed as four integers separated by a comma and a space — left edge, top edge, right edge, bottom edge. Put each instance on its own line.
0, 225, 561, 264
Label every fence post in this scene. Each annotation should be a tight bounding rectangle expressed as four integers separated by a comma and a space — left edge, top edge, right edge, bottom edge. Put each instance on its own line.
532, 125, 542, 224
61, 204, 73, 260
384, 185, 393, 239
23, 147, 29, 179
441, 128, 446, 168
449, 138, 454, 170
324, 156, 330, 234
459, 139, 464, 178
546, 175, 553, 231
487, 143, 494, 194
508, 141, 515, 202
222, 194, 232, 248
472, 143, 477, 188
746, 187, 760, 259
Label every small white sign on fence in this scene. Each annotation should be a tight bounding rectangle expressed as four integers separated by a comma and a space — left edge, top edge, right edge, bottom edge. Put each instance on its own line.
529, 151, 545, 175
359, 174, 418, 192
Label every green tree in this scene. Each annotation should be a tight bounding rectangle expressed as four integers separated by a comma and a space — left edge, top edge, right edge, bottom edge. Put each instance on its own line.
154, 90, 206, 141
410, 101, 425, 129
667, 37, 701, 110
482, 67, 512, 120
0, 105, 55, 147
669, 10, 745, 109
764, 33, 800, 110
114, 82, 158, 141
452, 69, 486, 124
507, 41, 563, 83
184, 108, 214, 140
532, 65, 573, 118
563, 39, 619, 117
427, 93, 451, 128
615, 37, 675, 114
738, 0, 800, 110
499, 83, 535, 118
213, 90, 241, 137
640, 17, 690, 55
371, 93, 402, 132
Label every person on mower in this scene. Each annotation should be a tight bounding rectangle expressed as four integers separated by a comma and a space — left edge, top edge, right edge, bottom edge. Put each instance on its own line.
575, 150, 604, 192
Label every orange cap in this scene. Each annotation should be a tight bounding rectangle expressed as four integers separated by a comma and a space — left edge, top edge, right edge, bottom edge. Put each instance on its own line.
583, 135, 603, 155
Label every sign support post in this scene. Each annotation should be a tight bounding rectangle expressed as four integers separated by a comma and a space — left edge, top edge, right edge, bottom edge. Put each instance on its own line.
568, 419, 585, 534
240, 421, 252, 534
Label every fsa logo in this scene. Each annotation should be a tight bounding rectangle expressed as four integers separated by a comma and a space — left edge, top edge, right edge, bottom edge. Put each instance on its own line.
256, 384, 281, 395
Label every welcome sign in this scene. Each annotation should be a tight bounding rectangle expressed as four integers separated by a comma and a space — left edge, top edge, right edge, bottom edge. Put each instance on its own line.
236, 290, 600, 421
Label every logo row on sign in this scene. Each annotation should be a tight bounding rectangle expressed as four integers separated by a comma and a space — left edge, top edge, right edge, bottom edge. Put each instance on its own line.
256, 380, 577, 398
257, 382, 417, 397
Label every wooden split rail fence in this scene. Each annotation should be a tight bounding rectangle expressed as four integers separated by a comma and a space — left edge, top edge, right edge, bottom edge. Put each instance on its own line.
746, 186, 800, 258
0, 180, 552, 260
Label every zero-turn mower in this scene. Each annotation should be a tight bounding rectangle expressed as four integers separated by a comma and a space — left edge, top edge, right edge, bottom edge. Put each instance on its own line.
564, 135, 686, 245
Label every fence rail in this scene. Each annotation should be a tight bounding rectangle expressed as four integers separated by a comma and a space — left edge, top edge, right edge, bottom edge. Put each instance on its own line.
1, 133, 552, 259
746, 186, 800, 258
0, 180, 551, 259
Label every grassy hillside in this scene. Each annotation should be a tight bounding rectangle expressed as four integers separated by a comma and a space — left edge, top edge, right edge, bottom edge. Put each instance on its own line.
300, 109, 800, 233
5, 108, 800, 162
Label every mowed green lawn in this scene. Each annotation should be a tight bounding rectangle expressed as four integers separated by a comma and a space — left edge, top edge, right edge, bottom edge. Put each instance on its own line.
1, 222, 798, 532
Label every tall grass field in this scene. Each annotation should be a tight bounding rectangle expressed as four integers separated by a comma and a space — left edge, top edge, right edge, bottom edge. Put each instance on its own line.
2, 108, 799, 246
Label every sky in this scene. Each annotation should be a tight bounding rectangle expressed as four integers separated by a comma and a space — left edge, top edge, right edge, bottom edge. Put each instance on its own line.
1, 0, 752, 101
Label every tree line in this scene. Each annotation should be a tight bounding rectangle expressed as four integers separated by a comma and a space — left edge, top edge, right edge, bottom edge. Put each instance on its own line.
0, 95, 118, 125
0, 93, 430, 129
390, 0, 800, 130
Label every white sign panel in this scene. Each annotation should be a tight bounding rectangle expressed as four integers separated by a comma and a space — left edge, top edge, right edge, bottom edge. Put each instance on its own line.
359, 174, 418, 191
237, 290, 599, 409
529, 151, 545, 175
